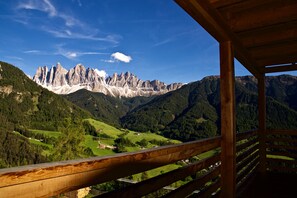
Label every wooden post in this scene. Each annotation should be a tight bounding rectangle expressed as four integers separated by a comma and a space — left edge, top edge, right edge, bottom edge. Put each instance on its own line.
220, 41, 236, 198
258, 74, 266, 173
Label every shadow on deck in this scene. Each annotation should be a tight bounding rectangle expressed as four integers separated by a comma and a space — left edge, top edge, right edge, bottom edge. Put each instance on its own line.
237, 172, 297, 198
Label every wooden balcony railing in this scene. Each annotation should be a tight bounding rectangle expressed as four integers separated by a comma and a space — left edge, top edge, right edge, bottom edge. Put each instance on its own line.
0, 136, 221, 198
1, 129, 294, 197
265, 130, 297, 173
235, 130, 259, 190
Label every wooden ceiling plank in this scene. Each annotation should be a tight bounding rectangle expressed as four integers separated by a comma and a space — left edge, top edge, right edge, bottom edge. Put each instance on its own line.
207, 0, 244, 9
175, 0, 260, 78
265, 64, 297, 73
238, 21, 297, 48
258, 56, 297, 67
218, 0, 276, 17
226, 1, 297, 32
250, 41, 297, 60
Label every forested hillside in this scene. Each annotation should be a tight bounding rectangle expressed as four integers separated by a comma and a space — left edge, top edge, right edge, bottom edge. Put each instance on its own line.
0, 62, 92, 167
121, 75, 297, 141
64, 90, 153, 127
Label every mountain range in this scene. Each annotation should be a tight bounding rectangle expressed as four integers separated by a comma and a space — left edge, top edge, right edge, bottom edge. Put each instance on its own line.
1, 61, 297, 167
33, 63, 183, 97
65, 75, 297, 142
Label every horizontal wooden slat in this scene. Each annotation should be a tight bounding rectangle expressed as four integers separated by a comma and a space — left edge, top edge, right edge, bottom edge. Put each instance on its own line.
0, 137, 221, 198
236, 156, 259, 183
237, 150, 259, 172
267, 158, 297, 172
266, 130, 297, 136
208, 0, 244, 9
267, 165, 297, 173
98, 154, 221, 198
267, 158, 297, 166
250, 41, 297, 60
257, 55, 297, 67
163, 166, 220, 198
236, 164, 256, 190
265, 136, 297, 144
237, 138, 259, 152
236, 130, 258, 141
264, 64, 297, 73
196, 178, 221, 198
236, 143, 259, 163
267, 144, 297, 151
266, 151, 297, 159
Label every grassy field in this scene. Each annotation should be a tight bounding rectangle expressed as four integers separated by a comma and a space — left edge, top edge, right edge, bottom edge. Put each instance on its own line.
30, 129, 61, 138
85, 118, 124, 138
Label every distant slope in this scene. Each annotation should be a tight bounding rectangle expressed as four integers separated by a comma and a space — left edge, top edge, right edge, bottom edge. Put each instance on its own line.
64, 89, 153, 126
121, 76, 297, 142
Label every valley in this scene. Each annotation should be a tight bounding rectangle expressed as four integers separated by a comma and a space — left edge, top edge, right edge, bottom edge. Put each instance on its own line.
0, 61, 297, 171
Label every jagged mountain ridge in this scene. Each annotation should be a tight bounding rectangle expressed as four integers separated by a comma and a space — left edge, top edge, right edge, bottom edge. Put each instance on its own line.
33, 63, 183, 97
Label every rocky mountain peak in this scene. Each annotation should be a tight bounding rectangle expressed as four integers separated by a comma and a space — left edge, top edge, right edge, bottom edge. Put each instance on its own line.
33, 63, 183, 97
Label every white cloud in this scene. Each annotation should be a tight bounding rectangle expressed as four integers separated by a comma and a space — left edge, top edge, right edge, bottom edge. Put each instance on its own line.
66, 52, 77, 59
42, 27, 119, 43
56, 45, 108, 60
6, 56, 23, 61
23, 50, 41, 54
18, 0, 57, 17
94, 69, 108, 78
15, 0, 121, 45
111, 52, 132, 63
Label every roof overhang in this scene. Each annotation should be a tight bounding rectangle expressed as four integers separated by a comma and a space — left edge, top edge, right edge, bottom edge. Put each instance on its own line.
175, 0, 297, 77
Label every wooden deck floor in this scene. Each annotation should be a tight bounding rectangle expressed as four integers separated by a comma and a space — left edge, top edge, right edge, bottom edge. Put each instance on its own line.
237, 172, 297, 198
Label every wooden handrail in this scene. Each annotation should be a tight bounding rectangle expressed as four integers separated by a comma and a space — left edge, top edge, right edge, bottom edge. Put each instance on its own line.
236, 130, 258, 141
266, 129, 297, 136
0, 136, 221, 198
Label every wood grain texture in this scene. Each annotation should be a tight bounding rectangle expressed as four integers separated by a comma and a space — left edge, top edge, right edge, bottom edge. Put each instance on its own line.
0, 137, 220, 198
220, 40, 236, 198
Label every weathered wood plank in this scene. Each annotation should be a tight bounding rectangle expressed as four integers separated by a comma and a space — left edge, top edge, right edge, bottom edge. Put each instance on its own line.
266, 130, 297, 136
264, 64, 297, 74
236, 130, 258, 141
220, 40, 236, 198
236, 150, 259, 173
236, 156, 259, 183
0, 137, 221, 198
236, 143, 259, 163
97, 154, 221, 198
163, 166, 220, 198
236, 137, 258, 153
258, 74, 267, 173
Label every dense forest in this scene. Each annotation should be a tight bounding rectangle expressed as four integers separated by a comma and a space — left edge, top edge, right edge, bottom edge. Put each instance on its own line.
0, 62, 92, 167
66, 75, 297, 142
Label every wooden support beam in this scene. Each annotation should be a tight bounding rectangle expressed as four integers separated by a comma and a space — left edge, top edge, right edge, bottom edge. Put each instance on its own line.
257, 74, 267, 173
264, 63, 297, 73
220, 41, 236, 198
175, 0, 260, 78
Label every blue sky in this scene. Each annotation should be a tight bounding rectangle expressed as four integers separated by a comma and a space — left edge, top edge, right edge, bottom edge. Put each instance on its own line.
0, 0, 294, 84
